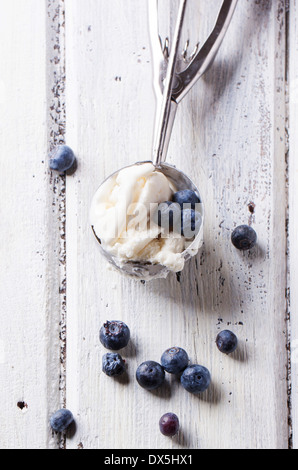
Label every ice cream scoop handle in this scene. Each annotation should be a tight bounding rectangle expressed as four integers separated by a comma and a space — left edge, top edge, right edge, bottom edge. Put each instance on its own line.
152, 0, 187, 166
153, 100, 178, 167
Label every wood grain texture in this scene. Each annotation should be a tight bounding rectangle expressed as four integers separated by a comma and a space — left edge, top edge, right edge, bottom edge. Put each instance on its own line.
0, 0, 65, 449
289, 0, 298, 451
64, 0, 289, 449
0, 0, 293, 450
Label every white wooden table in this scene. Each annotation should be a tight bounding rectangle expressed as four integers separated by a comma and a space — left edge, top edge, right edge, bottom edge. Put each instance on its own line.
0, 0, 297, 450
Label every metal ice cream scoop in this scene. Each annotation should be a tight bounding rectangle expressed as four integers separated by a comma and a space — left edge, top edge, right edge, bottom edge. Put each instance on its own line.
91, 0, 238, 280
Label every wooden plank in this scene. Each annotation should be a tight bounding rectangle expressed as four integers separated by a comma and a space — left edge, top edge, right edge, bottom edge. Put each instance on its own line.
289, 0, 298, 451
65, 0, 288, 449
0, 0, 65, 449
46, 0, 68, 450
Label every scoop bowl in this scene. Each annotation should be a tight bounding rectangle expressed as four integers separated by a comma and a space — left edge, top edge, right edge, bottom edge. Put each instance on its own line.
90, 161, 204, 281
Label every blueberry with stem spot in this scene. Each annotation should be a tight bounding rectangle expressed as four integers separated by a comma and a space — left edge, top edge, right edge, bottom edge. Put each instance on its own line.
136, 361, 165, 390
50, 409, 74, 433
161, 347, 189, 375
181, 365, 211, 393
231, 225, 257, 251
100, 320, 130, 351
216, 330, 238, 355
49, 145, 76, 172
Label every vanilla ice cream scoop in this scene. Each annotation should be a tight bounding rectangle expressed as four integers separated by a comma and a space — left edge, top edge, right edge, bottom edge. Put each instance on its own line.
90, 161, 204, 280
91, 162, 170, 248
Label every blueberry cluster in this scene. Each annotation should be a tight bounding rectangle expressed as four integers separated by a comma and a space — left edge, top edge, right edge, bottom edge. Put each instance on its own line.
134, 327, 239, 395
154, 189, 202, 240
136, 346, 211, 394
50, 323, 239, 434
100, 320, 130, 377
98, 321, 221, 396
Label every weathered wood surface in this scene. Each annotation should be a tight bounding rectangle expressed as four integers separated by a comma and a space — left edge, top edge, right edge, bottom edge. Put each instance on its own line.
289, 0, 298, 451
0, 0, 65, 449
0, 0, 295, 449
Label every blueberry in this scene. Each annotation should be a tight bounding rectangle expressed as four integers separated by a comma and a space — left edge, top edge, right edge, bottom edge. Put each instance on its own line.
136, 361, 165, 390
216, 330, 238, 355
50, 409, 74, 433
102, 353, 126, 377
100, 320, 130, 351
161, 347, 189, 375
181, 209, 202, 239
180, 365, 211, 393
231, 225, 257, 251
173, 190, 201, 210
159, 413, 180, 437
153, 201, 182, 232
49, 145, 76, 172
